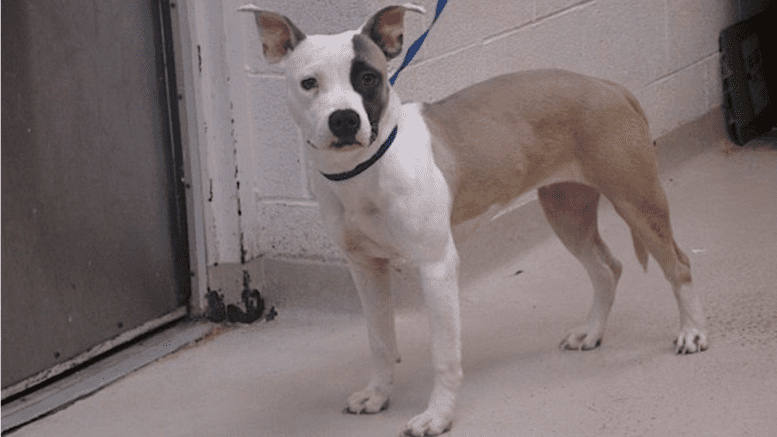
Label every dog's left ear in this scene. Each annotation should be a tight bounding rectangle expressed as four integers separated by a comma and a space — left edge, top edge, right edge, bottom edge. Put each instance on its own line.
361, 4, 425, 60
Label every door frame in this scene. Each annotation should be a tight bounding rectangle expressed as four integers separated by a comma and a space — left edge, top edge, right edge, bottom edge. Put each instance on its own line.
170, 0, 210, 316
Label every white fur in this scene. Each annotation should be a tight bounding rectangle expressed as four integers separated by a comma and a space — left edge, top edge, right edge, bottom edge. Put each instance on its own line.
242, 6, 708, 435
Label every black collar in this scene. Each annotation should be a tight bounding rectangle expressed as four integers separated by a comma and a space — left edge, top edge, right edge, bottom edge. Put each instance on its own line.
320, 125, 398, 182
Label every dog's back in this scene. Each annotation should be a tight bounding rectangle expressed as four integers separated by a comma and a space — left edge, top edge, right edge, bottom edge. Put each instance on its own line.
422, 69, 652, 226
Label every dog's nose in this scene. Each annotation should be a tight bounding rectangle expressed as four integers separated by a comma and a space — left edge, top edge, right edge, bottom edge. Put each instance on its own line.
329, 109, 361, 138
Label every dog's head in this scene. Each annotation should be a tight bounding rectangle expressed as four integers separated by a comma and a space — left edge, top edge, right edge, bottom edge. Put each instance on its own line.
240, 5, 422, 154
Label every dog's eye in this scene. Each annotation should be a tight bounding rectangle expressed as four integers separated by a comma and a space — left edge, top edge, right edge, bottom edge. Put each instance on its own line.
360, 72, 378, 87
300, 77, 318, 91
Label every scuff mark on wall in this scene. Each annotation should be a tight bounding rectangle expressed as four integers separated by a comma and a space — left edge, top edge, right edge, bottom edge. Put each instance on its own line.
196, 44, 201, 74
239, 232, 246, 264
235, 182, 241, 215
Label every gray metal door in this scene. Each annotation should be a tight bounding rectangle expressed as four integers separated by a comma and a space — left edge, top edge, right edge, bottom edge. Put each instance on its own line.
2, 0, 189, 391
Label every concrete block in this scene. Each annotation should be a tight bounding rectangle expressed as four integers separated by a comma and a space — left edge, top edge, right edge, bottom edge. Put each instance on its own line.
239, 75, 307, 199
705, 52, 723, 111
261, 257, 360, 312
581, 0, 668, 90
421, 0, 533, 58
480, 4, 590, 77
398, 3, 594, 103
241, 199, 342, 261
667, 0, 734, 72
397, 43, 488, 104
535, 0, 588, 19
259, 256, 426, 313
635, 59, 708, 139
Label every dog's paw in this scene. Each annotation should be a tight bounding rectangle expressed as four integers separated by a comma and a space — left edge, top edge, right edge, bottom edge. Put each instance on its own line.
401, 408, 453, 436
674, 328, 708, 354
560, 325, 603, 351
345, 387, 390, 414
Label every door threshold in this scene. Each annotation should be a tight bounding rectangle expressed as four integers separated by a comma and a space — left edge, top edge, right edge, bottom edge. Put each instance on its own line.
1, 314, 213, 434
2, 308, 188, 401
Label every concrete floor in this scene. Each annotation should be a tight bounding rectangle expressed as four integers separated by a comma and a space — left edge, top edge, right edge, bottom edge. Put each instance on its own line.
10, 125, 777, 436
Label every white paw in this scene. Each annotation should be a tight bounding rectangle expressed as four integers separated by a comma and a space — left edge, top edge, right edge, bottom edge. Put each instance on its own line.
345, 387, 390, 414
401, 408, 453, 436
674, 328, 708, 354
560, 324, 604, 350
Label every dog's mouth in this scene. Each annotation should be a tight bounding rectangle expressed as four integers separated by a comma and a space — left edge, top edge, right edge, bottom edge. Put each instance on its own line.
307, 138, 363, 150
329, 124, 378, 149
330, 138, 363, 149
313, 123, 379, 150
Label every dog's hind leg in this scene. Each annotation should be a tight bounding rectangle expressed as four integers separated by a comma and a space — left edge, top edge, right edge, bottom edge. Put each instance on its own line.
603, 183, 708, 354
582, 134, 708, 353
538, 182, 623, 350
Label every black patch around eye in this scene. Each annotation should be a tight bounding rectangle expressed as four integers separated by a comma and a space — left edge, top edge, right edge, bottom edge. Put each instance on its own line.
350, 61, 381, 97
351, 34, 390, 143
350, 60, 386, 140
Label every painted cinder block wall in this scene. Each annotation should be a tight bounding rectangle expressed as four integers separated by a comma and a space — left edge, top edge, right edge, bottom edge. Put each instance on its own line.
181, 0, 771, 314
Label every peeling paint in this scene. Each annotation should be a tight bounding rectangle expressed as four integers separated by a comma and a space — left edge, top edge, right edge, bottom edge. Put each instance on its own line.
204, 272, 274, 324
225, 271, 272, 324
204, 289, 226, 322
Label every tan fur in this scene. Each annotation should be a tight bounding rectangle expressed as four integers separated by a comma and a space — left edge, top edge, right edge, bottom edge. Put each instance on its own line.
422, 69, 705, 357
424, 69, 672, 280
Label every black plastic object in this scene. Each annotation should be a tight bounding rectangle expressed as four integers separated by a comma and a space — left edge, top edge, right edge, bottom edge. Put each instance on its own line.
719, 7, 777, 145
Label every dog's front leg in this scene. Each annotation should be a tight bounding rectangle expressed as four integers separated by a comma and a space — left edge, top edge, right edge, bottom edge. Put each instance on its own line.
404, 236, 462, 437
345, 256, 399, 414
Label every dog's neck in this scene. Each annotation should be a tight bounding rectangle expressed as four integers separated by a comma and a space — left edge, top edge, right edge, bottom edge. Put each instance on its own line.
320, 125, 399, 181
306, 89, 403, 180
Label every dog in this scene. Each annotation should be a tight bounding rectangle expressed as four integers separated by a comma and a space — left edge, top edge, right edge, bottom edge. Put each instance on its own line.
239, 4, 709, 436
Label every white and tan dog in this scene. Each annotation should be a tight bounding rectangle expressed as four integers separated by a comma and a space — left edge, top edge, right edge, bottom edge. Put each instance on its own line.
240, 4, 708, 436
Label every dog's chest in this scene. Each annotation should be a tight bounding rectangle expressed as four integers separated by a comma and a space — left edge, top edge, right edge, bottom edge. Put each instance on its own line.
338, 192, 403, 260
315, 104, 451, 262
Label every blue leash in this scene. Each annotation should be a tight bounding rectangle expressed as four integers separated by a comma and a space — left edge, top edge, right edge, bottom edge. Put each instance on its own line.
389, 0, 447, 85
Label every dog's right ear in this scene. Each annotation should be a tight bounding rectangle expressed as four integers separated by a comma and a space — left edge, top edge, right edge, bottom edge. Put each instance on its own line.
238, 5, 306, 64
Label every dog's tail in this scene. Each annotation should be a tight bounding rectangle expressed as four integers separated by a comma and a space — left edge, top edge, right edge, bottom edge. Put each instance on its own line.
623, 91, 649, 127
631, 229, 649, 272
622, 84, 651, 272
